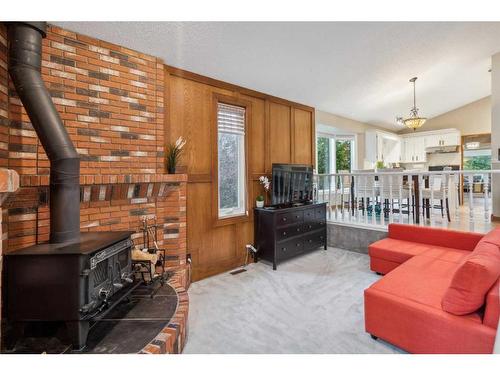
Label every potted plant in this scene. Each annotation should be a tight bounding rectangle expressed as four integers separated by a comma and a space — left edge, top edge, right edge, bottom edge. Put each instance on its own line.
256, 195, 265, 208
375, 160, 385, 171
166, 136, 186, 174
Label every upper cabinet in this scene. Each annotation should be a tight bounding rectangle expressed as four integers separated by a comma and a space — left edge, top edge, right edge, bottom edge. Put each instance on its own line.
365, 130, 402, 164
423, 129, 460, 148
402, 135, 426, 163
365, 128, 461, 166
401, 128, 460, 163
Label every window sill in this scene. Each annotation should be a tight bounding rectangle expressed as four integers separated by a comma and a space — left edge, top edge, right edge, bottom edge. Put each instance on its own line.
214, 212, 251, 227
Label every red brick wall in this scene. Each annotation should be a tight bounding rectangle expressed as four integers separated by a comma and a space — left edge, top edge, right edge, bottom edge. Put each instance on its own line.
0, 22, 9, 342
2, 24, 186, 269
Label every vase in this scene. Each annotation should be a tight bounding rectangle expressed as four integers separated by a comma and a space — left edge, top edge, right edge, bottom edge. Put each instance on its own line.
256, 200, 264, 208
167, 166, 176, 174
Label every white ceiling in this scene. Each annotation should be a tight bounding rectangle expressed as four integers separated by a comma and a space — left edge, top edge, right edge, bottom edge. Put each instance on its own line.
55, 22, 500, 130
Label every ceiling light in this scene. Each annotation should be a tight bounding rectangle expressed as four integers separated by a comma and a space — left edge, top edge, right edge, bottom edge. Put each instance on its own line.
403, 77, 426, 131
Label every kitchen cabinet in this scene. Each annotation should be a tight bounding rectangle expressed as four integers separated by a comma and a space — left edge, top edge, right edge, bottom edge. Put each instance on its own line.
365, 130, 402, 165
401, 128, 460, 163
402, 136, 426, 163
424, 129, 460, 148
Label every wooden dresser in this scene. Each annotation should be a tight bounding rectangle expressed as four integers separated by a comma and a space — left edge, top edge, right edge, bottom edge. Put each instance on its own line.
254, 202, 327, 270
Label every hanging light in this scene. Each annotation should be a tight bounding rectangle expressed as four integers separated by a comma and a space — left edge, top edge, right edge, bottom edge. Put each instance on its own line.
403, 77, 426, 131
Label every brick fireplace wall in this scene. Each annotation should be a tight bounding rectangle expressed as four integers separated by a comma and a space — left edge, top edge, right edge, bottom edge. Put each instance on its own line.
1, 24, 187, 270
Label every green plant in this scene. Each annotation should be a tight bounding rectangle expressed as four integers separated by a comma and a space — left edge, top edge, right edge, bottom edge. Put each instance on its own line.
376, 160, 385, 169
463, 155, 491, 170
256, 195, 264, 202
166, 136, 186, 174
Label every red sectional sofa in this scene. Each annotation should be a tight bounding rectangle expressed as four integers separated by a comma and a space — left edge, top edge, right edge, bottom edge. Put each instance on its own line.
365, 224, 500, 354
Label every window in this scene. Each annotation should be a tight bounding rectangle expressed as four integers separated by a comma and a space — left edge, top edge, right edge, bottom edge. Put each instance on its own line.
316, 134, 356, 174
217, 102, 247, 219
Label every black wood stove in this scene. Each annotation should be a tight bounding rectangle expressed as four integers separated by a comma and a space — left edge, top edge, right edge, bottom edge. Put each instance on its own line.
4, 232, 136, 349
2, 22, 138, 350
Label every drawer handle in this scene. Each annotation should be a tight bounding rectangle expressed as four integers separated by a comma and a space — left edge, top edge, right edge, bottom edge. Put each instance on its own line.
295, 215, 299, 219
282, 231, 287, 236
296, 243, 301, 247
308, 225, 312, 229
296, 228, 300, 232
282, 247, 287, 252
283, 217, 287, 222
308, 239, 313, 243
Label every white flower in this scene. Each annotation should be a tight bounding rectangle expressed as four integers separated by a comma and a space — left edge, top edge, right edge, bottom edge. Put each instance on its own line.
259, 175, 270, 191
175, 136, 186, 150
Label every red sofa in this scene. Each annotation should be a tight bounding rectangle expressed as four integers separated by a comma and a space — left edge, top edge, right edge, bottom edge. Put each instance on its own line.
365, 224, 500, 354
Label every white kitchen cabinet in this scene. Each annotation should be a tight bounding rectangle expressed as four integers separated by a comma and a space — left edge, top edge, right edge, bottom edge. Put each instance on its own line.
424, 129, 460, 148
365, 130, 401, 165
401, 128, 460, 163
402, 135, 426, 163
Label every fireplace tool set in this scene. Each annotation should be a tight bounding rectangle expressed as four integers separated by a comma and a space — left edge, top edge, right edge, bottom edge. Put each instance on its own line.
131, 216, 170, 297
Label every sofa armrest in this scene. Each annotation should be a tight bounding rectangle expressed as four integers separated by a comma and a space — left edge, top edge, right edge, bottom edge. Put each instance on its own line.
388, 224, 483, 251
484, 280, 500, 330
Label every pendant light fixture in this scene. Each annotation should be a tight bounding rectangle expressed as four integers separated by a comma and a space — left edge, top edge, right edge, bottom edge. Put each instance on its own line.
403, 77, 426, 131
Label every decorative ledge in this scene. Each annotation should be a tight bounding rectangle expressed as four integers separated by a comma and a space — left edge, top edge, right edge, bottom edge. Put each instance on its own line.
19, 173, 187, 187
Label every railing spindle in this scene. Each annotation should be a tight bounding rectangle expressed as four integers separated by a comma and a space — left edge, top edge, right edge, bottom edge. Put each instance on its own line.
483, 173, 489, 222
468, 173, 474, 222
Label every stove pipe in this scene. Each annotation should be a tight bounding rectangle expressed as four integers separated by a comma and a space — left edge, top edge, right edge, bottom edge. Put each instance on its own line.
8, 22, 80, 243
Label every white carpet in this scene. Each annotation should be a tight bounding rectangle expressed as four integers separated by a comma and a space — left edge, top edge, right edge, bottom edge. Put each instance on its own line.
183, 247, 403, 354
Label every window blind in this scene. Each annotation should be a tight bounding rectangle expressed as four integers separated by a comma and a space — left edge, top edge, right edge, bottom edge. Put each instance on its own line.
217, 103, 245, 135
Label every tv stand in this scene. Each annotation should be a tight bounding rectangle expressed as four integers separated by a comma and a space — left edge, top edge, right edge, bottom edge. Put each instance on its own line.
254, 202, 327, 270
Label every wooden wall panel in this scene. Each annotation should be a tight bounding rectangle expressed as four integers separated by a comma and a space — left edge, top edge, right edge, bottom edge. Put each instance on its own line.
243, 94, 266, 176
293, 108, 314, 164
166, 66, 315, 280
269, 102, 292, 165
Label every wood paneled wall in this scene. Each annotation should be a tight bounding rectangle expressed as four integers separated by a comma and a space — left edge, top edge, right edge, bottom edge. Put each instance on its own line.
165, 66, 315, 280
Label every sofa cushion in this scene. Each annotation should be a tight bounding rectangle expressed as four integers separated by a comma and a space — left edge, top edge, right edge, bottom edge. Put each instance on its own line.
369, 238, 466, 266
442, 241, 500, 315
419, 247, 470, 264
369, 255, 482, 323
388, 224, 484, 251
479, 227, 500, 247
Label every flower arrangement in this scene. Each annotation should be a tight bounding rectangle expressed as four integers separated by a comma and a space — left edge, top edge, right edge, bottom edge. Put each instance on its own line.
166, 136, 186, 174
257, 175, 271, 207
259, 175, 270, 192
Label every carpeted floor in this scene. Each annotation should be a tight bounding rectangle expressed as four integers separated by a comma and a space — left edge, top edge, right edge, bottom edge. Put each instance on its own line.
183, 247, 404, 354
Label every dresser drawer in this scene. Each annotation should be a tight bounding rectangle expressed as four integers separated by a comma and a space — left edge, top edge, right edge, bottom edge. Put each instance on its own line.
277, 238, 304, 260
315, 205, 326, 220
302, 221, 321, 232
303, 230, 326, 250
276, 224, 303, 241
277, 211, 303, 227
303, 208, 316, 222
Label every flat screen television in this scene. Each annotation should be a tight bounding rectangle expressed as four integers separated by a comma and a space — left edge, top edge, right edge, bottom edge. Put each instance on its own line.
271, 163, 314, 206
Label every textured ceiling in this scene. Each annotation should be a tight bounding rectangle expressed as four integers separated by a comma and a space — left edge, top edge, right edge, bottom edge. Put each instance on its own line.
55, 22, 500, 130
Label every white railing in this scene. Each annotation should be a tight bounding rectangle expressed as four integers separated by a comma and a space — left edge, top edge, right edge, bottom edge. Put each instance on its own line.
314, 170, 499, 232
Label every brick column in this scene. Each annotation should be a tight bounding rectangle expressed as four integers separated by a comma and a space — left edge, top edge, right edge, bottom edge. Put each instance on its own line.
0, 168, 19, 344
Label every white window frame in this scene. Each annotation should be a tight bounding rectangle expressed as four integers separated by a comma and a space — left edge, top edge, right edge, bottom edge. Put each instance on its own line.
316, 132, 357, 173
216, 101, 248, 220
